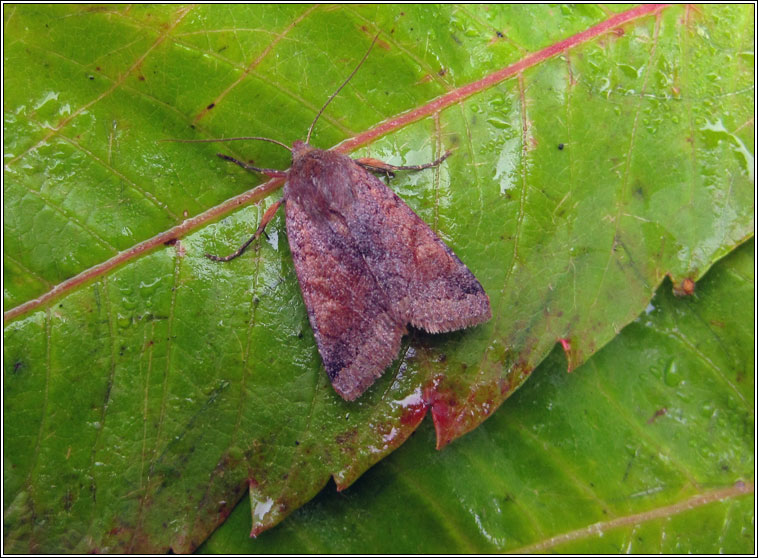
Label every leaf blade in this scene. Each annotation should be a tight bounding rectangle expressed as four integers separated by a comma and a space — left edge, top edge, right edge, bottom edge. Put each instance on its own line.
3, 4, 754, 552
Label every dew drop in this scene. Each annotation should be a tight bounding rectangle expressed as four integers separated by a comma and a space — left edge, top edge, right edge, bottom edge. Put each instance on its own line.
486, 117, 511, 130
117, 313, 132, 328
139, 277, 161, 296
663, 359, 681, 387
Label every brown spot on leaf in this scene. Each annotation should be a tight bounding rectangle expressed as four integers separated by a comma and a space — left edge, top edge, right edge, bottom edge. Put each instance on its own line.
673, 277, 696, 296
498, 377, 511, 395
558, 337, 575, 372
335, 429, 359, 446
62, 489, 73, 511
647, 407, 667, 424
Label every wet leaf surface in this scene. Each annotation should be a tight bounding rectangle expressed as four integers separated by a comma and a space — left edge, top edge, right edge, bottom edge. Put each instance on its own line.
202, 240, 754, 553
3, 4, 754, 552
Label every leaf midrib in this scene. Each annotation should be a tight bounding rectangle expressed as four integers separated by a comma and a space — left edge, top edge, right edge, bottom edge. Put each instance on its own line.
509, 481, 754, 553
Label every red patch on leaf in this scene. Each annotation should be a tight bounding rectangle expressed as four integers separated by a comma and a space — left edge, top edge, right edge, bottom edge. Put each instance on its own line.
425, 373, 508, 449
399, 398, 428, 427
424, 375, 459, 448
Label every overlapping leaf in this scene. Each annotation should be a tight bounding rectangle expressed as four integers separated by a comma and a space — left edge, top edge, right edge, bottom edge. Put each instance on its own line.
3, 4, 753, 553
202, 240, 754, 553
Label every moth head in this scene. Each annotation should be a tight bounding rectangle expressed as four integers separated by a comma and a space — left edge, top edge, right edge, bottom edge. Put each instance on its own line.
292, 140, 316, 159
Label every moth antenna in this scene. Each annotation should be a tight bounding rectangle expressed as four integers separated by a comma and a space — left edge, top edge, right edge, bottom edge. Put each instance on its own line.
305, 32, 381, 144
159, 136, 292, 152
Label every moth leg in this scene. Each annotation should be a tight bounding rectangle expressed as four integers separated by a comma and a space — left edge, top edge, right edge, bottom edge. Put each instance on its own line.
205, 198, 285, 262
355, 150, 452, 178
217, 153, 287, 178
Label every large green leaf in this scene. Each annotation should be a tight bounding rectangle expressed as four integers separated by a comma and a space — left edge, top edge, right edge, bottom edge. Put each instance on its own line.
3, 4, 753, 553
202, 239, 755, 553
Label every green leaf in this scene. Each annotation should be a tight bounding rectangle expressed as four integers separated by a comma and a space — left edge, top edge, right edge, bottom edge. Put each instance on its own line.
3, 4, 753, 553
202, 239, 754, 553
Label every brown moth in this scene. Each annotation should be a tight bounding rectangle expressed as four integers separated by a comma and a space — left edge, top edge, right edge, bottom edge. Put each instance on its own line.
197, 35, 491, 400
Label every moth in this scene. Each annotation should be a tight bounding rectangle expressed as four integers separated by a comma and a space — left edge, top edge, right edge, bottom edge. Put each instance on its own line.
190, 35, 491, 400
